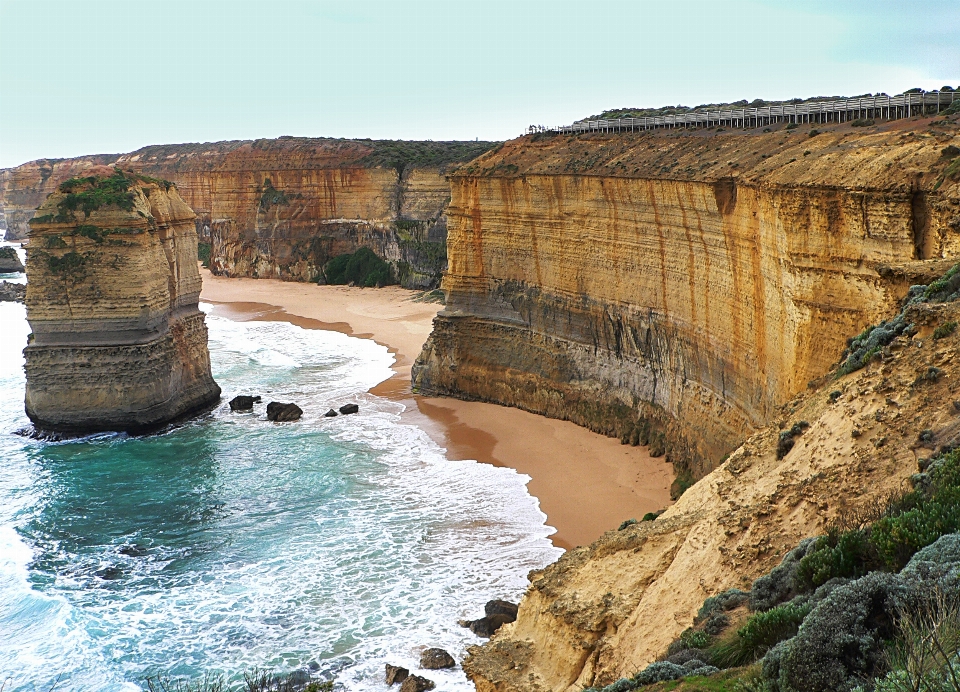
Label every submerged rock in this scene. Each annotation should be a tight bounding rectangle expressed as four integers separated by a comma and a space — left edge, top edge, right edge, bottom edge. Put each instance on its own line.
385, 664, 409, 685
419, 648, 455, 670
0, 281, 25, 303
266, 402, 303, 422
339, 403, 359, 415
399, 675, 435, 692
229, 395, 261, 411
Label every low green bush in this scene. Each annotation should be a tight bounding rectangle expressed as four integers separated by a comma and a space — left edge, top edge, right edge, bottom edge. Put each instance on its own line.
794, 528, 877, 590
710, 602, 811, 668
197, 242, 211, 268
323, 247, 396, 287
57, 170, 135, 218
933, 321, 957, 339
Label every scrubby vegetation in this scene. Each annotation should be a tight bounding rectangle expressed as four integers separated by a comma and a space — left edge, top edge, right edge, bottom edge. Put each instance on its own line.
598, 447, 960, 692
56, 169, 137, 218
0, 247, 19, 260
356, 140, 499, 176
197, 242, 212, 268
144, 668, 333, 692
322, 247, 396, 287
259, 179, 290, 211
838, 263, 960, 376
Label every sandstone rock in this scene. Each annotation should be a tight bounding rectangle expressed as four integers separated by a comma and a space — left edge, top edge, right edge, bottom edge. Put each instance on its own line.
0, 247, 24, 273
324, 409, 339, 417
266, 402, 303, 422
412, 127, 960, 483
338, 403, 359, 415
0, 281, 25, 303
385, 664, 409, 685
398, 674, 434, 692
24, 171, 221, 434
229, 395, 261, 411
419, 648, 455, 670
0, 139, 498, 288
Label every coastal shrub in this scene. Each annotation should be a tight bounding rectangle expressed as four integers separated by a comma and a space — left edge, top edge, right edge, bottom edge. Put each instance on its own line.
75, 224, 104, 243
750, 538, 819, 611
45, 234, 68, 249
772, 572, 901, 692
46, 251, 87, 279
935, 321, 959, 339
323, 247, 396, 288
710, 602, 810, 668
57, 170, 136, 217
851, 118, 875, 127
697, 588, 749, 621
0, 247, 18, 260
197, 242, 211, 268
794, 528, 878, 590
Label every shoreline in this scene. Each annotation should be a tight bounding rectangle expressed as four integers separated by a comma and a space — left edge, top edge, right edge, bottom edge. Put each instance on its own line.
199, 270, 673, 550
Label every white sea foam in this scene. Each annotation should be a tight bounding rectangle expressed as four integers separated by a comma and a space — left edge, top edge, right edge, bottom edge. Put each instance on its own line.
0, 307, 562, 691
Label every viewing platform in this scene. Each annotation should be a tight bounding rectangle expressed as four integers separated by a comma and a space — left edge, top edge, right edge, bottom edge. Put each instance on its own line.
531, 90, 958, 135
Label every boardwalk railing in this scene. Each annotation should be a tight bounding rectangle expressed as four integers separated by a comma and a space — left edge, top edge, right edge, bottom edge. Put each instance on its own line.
530, 91, 958, 135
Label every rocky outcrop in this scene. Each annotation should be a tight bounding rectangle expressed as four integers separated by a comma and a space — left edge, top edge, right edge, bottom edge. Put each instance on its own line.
462, 262, 960, 692
0, 281, 25, 302
413, 120, 960, 480
2, 139, 498, 288
0, 247, 24, 272
24, 168, 221, 433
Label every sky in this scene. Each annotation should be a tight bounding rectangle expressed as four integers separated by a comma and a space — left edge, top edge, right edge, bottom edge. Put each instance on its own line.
0, 0, 958, 168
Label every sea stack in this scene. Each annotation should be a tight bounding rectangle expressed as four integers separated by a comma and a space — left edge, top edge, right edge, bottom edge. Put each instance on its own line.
24, 168, 221, 434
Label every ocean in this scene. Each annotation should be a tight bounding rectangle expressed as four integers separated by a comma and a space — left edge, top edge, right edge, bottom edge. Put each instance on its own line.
0, 248, 561, 691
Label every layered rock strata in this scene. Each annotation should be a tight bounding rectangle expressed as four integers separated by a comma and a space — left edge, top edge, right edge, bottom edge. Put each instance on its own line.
1, 138, 498, 288
24, 169, 221, 433
463, 284, 960, 690
413, 120, 960, 480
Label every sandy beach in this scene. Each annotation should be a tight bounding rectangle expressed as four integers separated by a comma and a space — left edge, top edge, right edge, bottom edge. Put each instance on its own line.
200, 270, 673, 549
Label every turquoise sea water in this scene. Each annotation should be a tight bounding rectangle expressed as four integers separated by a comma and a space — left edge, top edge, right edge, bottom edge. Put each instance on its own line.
0, 265, 561, 691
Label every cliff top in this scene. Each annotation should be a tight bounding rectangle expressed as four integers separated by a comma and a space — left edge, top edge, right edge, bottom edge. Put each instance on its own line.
111, 137, 500, 175
458, 114, 960, 193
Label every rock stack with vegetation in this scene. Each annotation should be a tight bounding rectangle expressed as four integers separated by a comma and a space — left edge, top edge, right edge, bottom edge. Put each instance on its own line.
24, 168, 221, 434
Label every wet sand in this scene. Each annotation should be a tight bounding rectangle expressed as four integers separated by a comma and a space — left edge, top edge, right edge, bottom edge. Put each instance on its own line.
200, 270, 673, 549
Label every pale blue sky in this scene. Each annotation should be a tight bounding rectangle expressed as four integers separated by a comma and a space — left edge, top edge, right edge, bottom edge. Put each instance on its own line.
1, 0, 957, 168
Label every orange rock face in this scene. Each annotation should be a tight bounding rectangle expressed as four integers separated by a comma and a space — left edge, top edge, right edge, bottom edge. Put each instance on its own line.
414, 121, 960, 479
2, 138, 498, 288
24, 172, 221, 433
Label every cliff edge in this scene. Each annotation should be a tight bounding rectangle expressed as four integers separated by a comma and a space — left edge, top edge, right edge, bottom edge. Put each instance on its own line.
24, 168, 221, 433
413, 117, 960, 483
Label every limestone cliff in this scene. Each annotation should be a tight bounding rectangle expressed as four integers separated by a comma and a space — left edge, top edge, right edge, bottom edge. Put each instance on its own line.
413, 119, 960, 481
24, 168, 221, 433
2, 138, 497, 288
463, 260, 960, 692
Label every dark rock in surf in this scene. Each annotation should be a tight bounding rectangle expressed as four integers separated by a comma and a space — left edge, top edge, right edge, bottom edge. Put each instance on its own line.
420, 648, 456, 670
266, 402, 303, 422
324, 409, 339, 417
485, 599, 519, 619
459, 613, 515, 638
385, 664, 409, 685
399, 675, 435, 692
229, 395, 261, 411
339, 403, 359, 415
0, 281, 26, 303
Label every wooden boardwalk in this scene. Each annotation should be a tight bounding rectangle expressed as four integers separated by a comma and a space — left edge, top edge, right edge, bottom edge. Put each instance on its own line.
532, 90, 958, 135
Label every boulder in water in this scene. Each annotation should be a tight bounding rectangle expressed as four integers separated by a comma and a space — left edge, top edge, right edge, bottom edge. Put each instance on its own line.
458, 600, 519, 638
0, 281, 25, 303
324, 409, 339, 417
266, 402, 303, 422
399, 675, 435, 692
484, 599, 519, 619
385, 664, 409, 685
419, 648, 455, 670
339, 403, 359, 415
0, 247, 24, 273
229, 395, 261, 411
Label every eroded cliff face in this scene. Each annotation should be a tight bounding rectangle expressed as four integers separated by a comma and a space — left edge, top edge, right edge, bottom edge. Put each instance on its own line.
463, 283, 960, 690
24, 169, 221, 433
413, 119, 960, 480
2, 138, 497, 288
